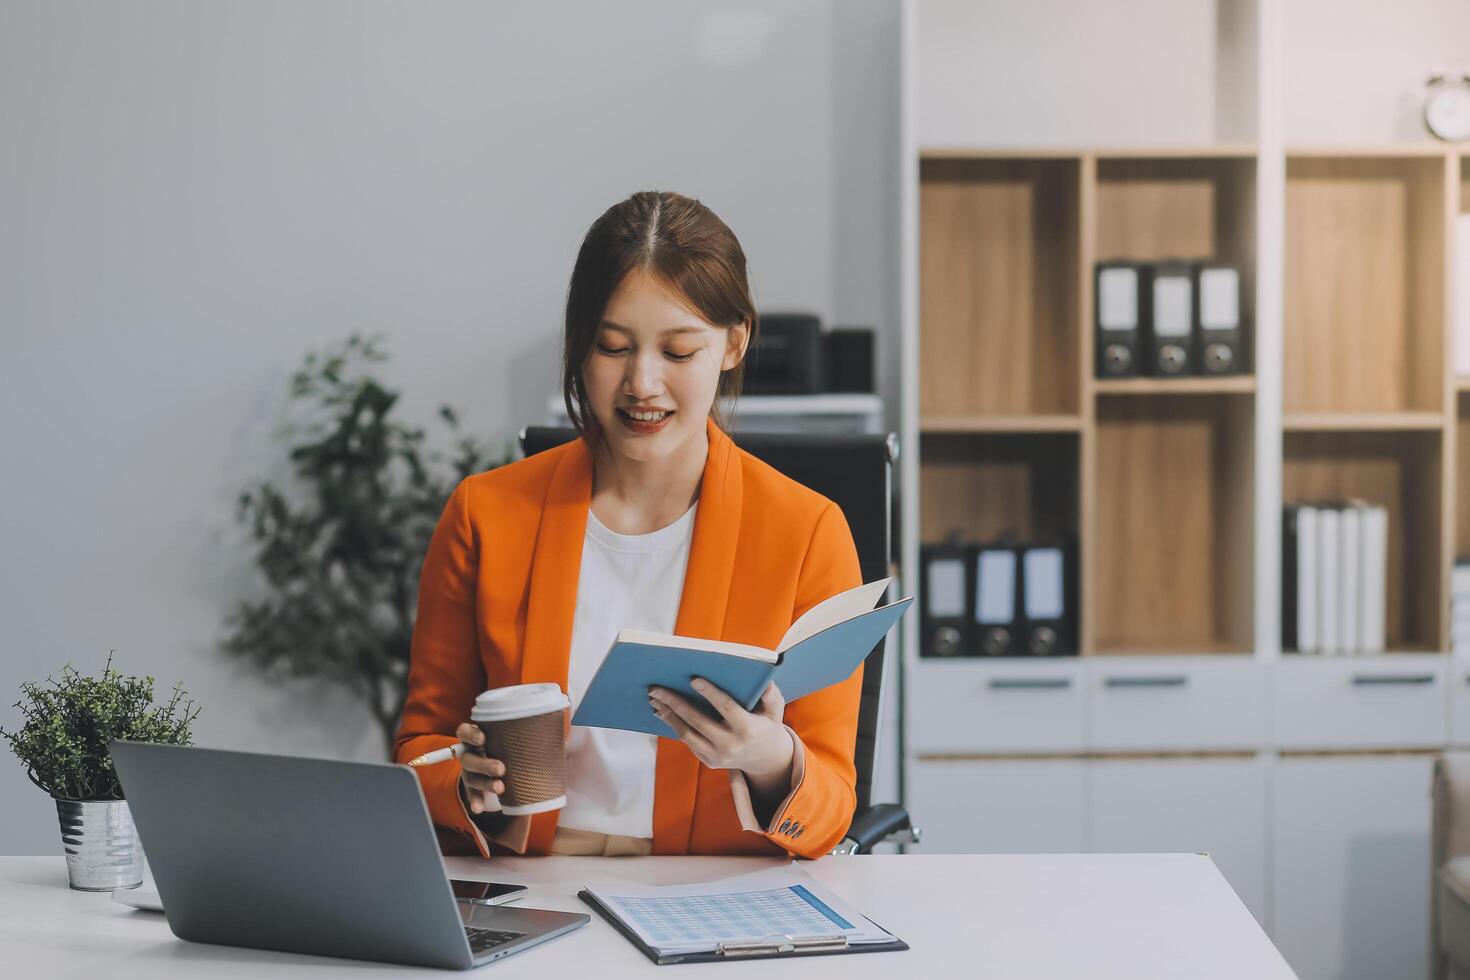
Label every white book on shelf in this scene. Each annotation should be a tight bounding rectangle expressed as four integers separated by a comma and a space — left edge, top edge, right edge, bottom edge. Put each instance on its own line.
1338, 507, 1362, 654
1457, 215, 1470, 377
1358, 505, 1387, 656
1297, 507, 1319, 654
1318, 508, 1341, 655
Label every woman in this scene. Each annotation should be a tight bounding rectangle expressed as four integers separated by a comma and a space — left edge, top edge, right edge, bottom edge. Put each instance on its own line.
395, 191, 863, 859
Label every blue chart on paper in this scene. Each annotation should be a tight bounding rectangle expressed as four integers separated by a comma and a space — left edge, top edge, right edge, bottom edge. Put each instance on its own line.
610, 885, 855, 946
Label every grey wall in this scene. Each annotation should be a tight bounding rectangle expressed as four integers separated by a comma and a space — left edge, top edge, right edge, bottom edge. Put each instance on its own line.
0, 0, 899, 854
916, 0, 1243, 146
1282, 0, 1470, 143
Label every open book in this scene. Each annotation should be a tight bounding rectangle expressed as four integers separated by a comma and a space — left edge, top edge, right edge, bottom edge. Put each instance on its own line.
570, 578, 912, 738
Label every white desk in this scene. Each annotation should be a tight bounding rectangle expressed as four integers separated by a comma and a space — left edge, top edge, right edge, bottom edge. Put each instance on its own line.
0, 853, 1297, 978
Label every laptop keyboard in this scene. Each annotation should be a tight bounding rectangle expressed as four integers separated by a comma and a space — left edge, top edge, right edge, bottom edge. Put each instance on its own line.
466, 926, 525, 955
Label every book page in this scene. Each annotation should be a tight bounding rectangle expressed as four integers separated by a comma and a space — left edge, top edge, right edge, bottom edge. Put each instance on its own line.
614, 629, 778, 663
776, 578, 891, 653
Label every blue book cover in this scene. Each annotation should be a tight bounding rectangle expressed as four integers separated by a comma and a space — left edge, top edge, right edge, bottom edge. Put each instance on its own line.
571, 579, 912, 738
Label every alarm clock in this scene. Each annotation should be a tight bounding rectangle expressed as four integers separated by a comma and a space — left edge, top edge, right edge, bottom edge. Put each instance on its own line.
1425, 72, 1470, 142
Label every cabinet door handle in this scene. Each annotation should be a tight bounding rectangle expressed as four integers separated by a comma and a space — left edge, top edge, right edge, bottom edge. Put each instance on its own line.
1351, 673, 1436, 686
1103, 675, 1188, 689
988, 678, 1072, 690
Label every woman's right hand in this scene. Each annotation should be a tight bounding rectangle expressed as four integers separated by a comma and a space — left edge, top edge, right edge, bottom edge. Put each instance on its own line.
455, 722, 507, 815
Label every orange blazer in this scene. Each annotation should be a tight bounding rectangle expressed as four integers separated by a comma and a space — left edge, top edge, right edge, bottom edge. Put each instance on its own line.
395, 417, 864, 859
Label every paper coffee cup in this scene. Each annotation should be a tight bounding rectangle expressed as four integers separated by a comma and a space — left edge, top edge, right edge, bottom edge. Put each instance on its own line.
470, 683, 570, 816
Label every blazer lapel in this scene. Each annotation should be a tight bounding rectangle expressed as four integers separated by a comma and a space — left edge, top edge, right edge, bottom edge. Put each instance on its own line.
520, 436, 592, 853
653, 418, 742, 853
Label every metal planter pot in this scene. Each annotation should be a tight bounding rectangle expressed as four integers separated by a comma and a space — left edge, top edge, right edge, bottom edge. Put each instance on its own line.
54, 798, 143, 891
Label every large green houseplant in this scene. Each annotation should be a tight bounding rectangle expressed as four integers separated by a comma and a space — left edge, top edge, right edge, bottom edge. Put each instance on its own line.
222, 335, 508, 755
1, 654, 200, 890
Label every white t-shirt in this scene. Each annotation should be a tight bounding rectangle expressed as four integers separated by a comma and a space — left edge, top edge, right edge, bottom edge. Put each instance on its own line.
559, 502, 697, 838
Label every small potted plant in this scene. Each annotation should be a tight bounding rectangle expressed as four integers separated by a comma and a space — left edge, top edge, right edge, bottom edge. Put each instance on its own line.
1, 654, 200, 891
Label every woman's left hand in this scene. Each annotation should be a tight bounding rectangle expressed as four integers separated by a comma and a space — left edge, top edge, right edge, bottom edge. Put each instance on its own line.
649, 679, 794, 797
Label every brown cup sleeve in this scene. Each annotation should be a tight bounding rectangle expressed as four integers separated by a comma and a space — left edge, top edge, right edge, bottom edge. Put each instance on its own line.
478, 709, 567, 809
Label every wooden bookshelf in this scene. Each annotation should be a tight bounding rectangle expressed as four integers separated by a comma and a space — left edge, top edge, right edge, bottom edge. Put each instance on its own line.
912, 147, 1469, 658
918, 157, 1081, 419
1283, 430, 1444, 651
1284, 155, 1448, 415
915, 149, 1259, 657
1092, 394, 1254, 655
1280, 150, 1459, 654
1094, 155, 1257, 279
918, 432, 1078, 546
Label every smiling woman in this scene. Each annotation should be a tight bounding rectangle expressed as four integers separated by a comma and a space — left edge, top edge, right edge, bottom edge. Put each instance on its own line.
396, 191, 867, 861
563, 191, 756, 453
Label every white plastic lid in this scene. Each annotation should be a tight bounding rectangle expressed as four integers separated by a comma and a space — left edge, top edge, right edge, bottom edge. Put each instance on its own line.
470, 683, 569, 723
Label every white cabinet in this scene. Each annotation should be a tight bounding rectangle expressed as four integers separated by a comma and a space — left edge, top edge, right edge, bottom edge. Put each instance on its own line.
905, 758, 1086, 855
905, 659, 1085, 754
1273, 656, 1449, 750
1089, 758, 1268, 925
1269, 755, 1434, 980
1088, 658, 1266, 751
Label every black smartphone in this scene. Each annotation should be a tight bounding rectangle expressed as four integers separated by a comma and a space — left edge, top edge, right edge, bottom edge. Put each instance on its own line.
449, 879, 528, 906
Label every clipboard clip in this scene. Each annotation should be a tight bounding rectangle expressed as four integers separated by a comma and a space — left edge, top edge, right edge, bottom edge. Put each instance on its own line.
717, 934, 850, 957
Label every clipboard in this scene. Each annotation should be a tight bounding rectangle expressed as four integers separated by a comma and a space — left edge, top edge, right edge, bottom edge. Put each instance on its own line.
578, 889, 909, 965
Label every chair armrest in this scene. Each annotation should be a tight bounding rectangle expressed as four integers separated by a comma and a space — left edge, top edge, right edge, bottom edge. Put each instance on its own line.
1436, 753, 1470, 869
1435, 754, 1470, 975
833, 803, 918, 855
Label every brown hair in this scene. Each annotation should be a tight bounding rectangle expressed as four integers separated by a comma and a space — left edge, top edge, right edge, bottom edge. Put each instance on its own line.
561, 191, 757, 446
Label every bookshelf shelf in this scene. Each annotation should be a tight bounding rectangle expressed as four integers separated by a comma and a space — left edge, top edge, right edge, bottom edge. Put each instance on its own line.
1094, 377, 1256, 396
1092, 641, 1255, 658
919, 145, 1258, 162
920, 414, 1082, 434
1285, 144, 1452, 159
1282, 412, 1445, 432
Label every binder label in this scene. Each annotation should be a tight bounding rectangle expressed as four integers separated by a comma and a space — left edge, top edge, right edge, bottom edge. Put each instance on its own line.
1098, 268, 1138, 330
1153, 276, 1192, 337
1199, 268, 1240, 330
926, 559, 965, 617
975, 550, 1017, 625
1023, 548, 1065, 619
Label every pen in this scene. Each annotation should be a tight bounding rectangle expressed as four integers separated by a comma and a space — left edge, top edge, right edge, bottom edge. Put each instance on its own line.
406, 743, 467, 767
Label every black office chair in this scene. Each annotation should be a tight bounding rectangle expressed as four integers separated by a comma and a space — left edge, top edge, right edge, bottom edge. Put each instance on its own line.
518, 425, 918, 854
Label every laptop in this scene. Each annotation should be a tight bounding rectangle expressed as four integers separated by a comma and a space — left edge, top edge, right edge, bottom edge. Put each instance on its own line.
109, 741, 589, 970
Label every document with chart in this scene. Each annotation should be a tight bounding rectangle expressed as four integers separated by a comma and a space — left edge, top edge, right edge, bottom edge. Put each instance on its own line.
579, 863, 905, 963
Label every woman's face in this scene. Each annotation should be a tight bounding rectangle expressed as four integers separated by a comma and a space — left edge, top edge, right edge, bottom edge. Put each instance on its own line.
582, 267, 748, 466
